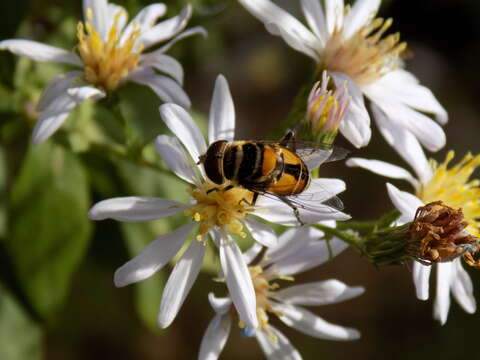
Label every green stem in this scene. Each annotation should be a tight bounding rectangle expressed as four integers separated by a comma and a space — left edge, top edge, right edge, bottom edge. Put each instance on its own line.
313, 223, 364, 252
336, 209, 401, 233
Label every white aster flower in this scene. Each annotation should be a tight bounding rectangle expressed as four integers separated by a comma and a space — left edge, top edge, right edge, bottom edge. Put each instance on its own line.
347, 150, 480, 324
0, 0, 206, 144
237, 0, 447, 162
199, 226, 363, 360
88, 75, 349, 330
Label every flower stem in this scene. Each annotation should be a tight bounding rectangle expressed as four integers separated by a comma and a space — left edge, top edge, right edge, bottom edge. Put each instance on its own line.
313, 223, 364, 252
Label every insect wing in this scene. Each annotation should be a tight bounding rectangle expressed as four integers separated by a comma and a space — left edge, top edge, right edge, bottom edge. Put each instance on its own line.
249, 180, 344, 213
296, 146, 349, 170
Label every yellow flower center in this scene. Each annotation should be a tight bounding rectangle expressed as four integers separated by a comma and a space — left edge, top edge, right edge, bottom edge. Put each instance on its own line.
323, 17, 407, 86
417, 151, 480, 236
241, 265, 293, 343
184, 182, 255, 241
77, 8, 142, 91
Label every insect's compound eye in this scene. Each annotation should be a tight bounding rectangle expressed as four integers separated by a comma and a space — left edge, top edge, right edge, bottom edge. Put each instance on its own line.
204, 140, 228, 184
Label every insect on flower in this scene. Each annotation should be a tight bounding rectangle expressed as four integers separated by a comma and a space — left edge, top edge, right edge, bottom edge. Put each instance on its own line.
198, 129, 347, 225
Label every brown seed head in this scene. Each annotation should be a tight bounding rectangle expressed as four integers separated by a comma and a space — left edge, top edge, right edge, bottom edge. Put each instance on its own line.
408, 201, 479, 265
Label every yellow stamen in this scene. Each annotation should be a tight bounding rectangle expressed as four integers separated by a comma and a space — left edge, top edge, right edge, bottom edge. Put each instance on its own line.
184, 181, 255, 240
77, 8, 141, 91
323, 17, 407, 85
246, 265, 294, 343
417, 151, 480, 237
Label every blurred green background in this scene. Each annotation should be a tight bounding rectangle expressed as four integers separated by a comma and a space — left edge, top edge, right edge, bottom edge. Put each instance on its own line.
1, 0, 480, 359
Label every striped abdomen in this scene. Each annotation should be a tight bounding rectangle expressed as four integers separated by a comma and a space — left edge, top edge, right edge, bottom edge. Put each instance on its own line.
223, 142, 310, 195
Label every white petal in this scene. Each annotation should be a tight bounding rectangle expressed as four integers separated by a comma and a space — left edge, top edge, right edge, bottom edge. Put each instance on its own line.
412, 261, 431, 301
372, 104, 433, 184
242, 242, 264, 265
208, 293, 233, 315
155, 135, 196, 184
220, 240, 258, 329
140, 5, 192, 49
0, 39, 81, 66
158, 239, 205, 328
140, 53, 184, 85
273, 279, 364, 306
208, 75, 235, 144
83, 0, 109, 39
386, 183, 423, 221
371, 97, 446, 152
256, 325, 302, 360
274, 303, 360, 340
306, 178, 346, 199
300, 0, 327, 46
154, 26, 207, 55
325, 0, 344, 34
129, 68, 190, 108
273, 237, 348, 276
159, 103, 207, 163
343, 0, 380, 39
264, 226, 317, 265
238, 0, 320, 61
265, 22, 320, 61
33, 74, 104, 145
346, 157, 419, 189
199, 314, 232, 360
244, 218, 277, 248
114, 222, 194, 287
367, 69, 448, 124
67, 85, 105, 103
88, 196, 185, 222
330, 72, 371, 148
121, 4, 167, 44
433, 262, 452, 325
451, 259, 476, 314
32, 111, 70, 145
36, 71, 82, 112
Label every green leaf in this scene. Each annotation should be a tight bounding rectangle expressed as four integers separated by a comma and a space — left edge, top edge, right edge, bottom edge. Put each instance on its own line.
121, 221, 169, 332
0, 287, 42, 360
8, 143, 92, 319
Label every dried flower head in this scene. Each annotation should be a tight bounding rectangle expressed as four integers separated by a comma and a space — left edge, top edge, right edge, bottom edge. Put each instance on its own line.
409, 201, 480, 267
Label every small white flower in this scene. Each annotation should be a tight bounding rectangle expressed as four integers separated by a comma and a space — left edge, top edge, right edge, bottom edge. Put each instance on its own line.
0, 0, 206, 144
347, 150, 480, 324
237, 0, 447, 163
88, 75, 349, 330
199, 226, 364, 360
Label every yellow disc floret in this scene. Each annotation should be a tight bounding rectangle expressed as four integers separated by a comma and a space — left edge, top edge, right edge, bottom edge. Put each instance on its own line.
184, 182, 255, 241
242, 265, 294, 343
417, 151, 480, 236
323, 17, 407, 86
77, 8, 142, 91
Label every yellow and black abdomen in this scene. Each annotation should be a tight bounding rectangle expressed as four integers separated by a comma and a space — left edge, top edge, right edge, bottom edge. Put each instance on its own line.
265, 147, 310, 196
222, 141, 310, 196
223, 141, 266, 183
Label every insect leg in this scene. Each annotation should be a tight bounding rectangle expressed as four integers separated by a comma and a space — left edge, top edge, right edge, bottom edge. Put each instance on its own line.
279, 196, 305, 225
206, 184, 234, 194
239, 191, 259, 207
278, 130, 296, 150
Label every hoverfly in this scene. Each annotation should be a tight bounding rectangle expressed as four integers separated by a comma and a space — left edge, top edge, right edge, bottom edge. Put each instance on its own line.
198, 130, 347, 225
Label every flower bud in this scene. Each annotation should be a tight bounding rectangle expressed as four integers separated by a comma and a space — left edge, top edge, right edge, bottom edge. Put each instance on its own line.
304, 71, 350, 146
